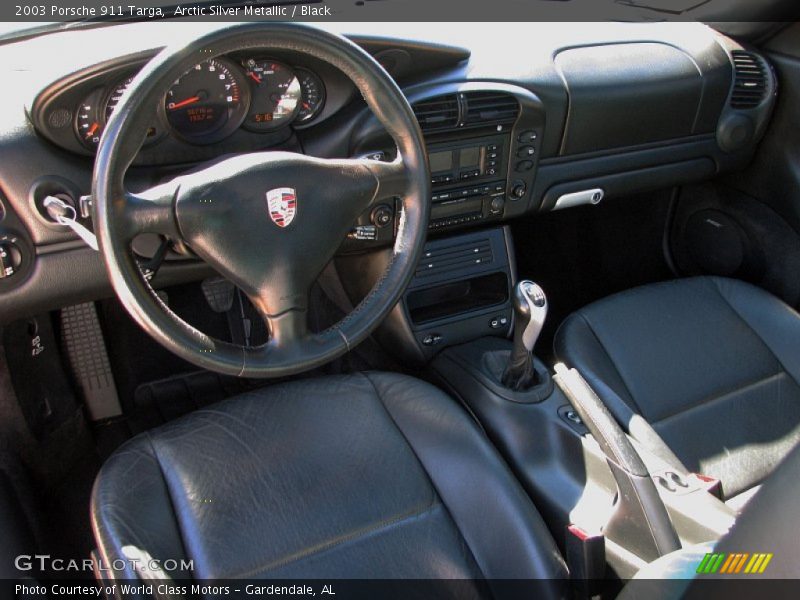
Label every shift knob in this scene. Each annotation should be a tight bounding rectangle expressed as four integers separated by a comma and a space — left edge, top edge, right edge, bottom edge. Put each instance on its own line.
502, 280, 548, 390
513, 280, 548, 353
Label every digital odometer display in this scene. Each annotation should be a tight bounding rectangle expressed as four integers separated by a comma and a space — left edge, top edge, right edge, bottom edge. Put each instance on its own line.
165, 58, 247, 143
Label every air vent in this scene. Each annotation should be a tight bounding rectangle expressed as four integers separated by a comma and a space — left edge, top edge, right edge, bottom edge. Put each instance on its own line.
462, 92, 519, 127
731, 50, 768, 109
412, 95, 459, 131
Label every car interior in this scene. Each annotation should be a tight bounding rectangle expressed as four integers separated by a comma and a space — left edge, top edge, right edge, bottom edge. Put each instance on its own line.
2, 11, 800, 599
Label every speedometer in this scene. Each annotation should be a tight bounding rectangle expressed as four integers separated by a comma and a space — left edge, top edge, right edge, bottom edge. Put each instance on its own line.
165, 58, 248, 144
243, 59, 301, 132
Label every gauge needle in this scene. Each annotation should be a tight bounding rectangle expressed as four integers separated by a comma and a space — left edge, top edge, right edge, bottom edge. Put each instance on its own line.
85, 122, 100, 138
248, 72, 262, 84
168, 95, 201, 110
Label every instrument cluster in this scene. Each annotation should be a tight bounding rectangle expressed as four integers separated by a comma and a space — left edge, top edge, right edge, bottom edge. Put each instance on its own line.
74, 57, 326, 150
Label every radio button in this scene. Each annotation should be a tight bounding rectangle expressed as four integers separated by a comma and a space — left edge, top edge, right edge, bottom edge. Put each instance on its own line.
515, 160, 534, 172
517, 146, 536, 158
490, 196, 506, 214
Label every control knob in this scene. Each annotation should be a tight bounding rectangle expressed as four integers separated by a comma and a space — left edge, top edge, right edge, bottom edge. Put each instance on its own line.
489, 196, 505, 214
0, 241, 22, 279
370, 204, 394, 228
511, 182, 527, 199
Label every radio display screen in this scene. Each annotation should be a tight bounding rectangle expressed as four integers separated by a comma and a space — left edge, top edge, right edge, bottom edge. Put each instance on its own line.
429, 151, 453, 173
460, 147, 480, 169
431, 197, 483, 220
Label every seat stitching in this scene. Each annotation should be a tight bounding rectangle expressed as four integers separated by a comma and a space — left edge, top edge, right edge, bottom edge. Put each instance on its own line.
652, 371, 787, 425
232, 495, 443, 578
575, 312, 644, 414
360, 372, 489, 583
710, 277, 800, 389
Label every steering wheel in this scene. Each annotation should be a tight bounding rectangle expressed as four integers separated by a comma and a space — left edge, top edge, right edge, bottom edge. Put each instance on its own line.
93, 23, 430, 377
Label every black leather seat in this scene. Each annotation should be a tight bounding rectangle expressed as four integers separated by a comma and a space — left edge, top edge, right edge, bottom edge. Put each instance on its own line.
92, 372, 567, 597
555, 276, 800, 506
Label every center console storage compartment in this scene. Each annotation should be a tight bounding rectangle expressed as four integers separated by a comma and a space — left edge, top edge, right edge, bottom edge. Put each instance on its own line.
407, 272, 508, 325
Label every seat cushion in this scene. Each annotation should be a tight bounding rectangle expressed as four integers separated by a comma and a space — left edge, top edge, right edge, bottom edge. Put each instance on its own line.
92, 372, 567, 596
555, 276, 800, 500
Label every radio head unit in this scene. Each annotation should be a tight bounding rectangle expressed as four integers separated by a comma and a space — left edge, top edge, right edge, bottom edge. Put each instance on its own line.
428, 133, 507, 187
425, 133, 510, 231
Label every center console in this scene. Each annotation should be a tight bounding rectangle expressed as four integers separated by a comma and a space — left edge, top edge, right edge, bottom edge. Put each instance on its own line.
343, 82, 546, 253
339, 84, 547, 359
430, 335, 738, 581
419, 84, 546, 232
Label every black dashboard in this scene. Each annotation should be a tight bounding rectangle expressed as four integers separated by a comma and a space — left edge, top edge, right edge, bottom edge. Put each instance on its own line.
0, 21, 778, 322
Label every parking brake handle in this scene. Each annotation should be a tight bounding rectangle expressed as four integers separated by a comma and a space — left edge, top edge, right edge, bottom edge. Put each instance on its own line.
554, 363, 681, 562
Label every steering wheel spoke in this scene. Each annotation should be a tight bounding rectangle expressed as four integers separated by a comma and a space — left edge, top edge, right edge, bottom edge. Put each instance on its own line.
350, 156, 408, 210
265, 308, 309, 350
121, 181, 180, 240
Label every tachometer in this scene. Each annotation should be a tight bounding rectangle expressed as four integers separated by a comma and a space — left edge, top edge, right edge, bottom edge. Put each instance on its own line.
165, 58, 248, 143
296, 69, 326, 124
243, 59, 301, 132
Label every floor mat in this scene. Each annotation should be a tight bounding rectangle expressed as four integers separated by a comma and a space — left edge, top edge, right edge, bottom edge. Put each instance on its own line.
0, 336, 101, 574
104, 277, 403, 433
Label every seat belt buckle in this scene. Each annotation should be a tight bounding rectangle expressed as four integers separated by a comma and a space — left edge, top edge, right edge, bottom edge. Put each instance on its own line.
566, 524, 605, 597
692, 473, 722, 499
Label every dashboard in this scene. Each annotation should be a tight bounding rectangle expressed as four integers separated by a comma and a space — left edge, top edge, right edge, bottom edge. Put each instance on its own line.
0, 21, 779, 323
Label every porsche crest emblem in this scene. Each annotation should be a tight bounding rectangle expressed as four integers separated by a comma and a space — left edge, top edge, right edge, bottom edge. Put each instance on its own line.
266, 187, 297, 228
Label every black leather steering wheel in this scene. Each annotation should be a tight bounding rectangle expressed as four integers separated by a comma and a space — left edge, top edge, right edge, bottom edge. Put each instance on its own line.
93, 23, 430, 377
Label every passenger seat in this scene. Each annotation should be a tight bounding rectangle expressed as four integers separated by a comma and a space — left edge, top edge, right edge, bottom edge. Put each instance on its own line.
555, 276, 800, 509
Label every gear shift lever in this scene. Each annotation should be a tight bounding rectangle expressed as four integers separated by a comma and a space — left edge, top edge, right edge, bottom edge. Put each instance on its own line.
502, 280, 548, 390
